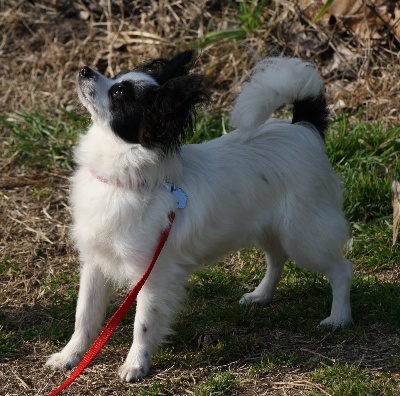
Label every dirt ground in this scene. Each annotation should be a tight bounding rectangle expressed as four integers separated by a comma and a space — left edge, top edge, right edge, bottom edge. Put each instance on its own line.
1, 1, 399, 395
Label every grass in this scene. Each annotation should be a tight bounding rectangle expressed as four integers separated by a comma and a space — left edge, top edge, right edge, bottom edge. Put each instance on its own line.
0, 325, 21, 358
308, 363, 398, 396
191, 371, 237, 395
249, 351, 299, 374
232, 0, 273, 32
1, 109, 400, 394
194, 0, 273, 49
327, 117, 400, 222
1, 107, 89, 170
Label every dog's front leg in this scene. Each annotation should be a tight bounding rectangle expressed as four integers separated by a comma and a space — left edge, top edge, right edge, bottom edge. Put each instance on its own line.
118, 278, 185, 382
46, 263, 111, 370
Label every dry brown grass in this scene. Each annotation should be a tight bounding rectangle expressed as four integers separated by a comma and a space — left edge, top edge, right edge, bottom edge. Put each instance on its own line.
1, 1, 399, 395
0, 0, 399, 119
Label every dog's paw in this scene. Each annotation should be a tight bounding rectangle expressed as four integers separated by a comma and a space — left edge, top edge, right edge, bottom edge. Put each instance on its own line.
319, 315, 353, 329
118, 361, 150, 382
45, 351, 81, 370
239, 292, 270, 306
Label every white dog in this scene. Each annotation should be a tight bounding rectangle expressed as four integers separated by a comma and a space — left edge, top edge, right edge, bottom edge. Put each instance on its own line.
46, 51, 353, 381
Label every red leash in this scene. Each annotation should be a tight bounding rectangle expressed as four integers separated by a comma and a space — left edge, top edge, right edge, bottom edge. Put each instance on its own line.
48, 212, 175, 396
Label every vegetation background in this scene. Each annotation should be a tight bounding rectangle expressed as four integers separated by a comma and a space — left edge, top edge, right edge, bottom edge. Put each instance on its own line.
0, 1, 399, 395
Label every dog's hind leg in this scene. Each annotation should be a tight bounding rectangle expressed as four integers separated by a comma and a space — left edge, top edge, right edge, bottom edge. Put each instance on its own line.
286, 238, 353, 328
318, 257, 353, 328
239, 238, 287, 306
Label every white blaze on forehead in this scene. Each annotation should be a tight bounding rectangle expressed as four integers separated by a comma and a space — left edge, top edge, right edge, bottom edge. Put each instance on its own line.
78, 69, 160, 122
115, 71, 159, 86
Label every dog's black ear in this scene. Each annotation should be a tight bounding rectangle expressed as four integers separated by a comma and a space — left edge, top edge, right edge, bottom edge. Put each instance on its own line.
139, 50, 196, 85
140, 73, 208, 154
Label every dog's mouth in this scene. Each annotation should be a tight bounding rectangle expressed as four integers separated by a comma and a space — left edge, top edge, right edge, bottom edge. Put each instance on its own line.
79, 85, 94, 102
77, 79, 97, 111
77, 82, 95, 107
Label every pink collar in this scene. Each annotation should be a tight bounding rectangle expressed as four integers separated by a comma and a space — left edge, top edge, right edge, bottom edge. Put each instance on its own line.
89, 169, 145, 188
89, 169, 188, 208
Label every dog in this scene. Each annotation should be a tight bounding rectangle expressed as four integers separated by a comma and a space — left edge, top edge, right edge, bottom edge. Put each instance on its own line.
46, 51, 353, 381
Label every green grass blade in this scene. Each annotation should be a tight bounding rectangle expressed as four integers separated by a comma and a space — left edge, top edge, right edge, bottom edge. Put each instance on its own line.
308, 0, 334, 27
195, 28, 247, 49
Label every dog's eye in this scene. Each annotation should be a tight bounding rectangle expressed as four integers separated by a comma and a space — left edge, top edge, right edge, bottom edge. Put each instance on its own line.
111, 85, 124, 97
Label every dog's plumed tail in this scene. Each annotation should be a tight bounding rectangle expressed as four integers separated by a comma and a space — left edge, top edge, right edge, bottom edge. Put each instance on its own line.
230, 57, 329, 138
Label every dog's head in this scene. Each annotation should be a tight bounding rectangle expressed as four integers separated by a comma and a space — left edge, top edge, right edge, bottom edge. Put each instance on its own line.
77, 51, 207, 154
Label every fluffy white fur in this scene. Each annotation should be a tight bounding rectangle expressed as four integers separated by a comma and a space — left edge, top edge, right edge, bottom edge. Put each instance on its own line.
46, 55, 353, 382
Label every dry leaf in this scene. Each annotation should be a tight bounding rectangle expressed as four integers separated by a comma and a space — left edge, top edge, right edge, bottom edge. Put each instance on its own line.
331, 0, 400, 42
392, 178, 400, 247
299, 0, 400, 43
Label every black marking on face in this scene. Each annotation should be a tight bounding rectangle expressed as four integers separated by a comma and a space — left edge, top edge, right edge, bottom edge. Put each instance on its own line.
109, 51, 209, 154
109, 80, 156, 144
142, 324, 148, 333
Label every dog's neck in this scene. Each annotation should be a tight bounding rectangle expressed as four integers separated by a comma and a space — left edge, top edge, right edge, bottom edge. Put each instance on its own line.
85, 154, 182, 191
89, 168, 146, 189
75, 124, 183, 190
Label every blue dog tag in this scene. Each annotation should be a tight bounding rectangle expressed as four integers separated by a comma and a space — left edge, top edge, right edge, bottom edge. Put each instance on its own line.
164, 182, 188, 209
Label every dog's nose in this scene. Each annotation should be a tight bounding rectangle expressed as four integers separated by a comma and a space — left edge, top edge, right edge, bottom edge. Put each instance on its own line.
79, 66, 93, 78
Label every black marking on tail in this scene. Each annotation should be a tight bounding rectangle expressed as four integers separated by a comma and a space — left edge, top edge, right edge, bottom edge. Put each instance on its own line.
292, 93, 329, 141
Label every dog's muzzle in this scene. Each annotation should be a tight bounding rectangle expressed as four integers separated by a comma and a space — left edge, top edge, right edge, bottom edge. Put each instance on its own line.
77, 67, 97, 104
